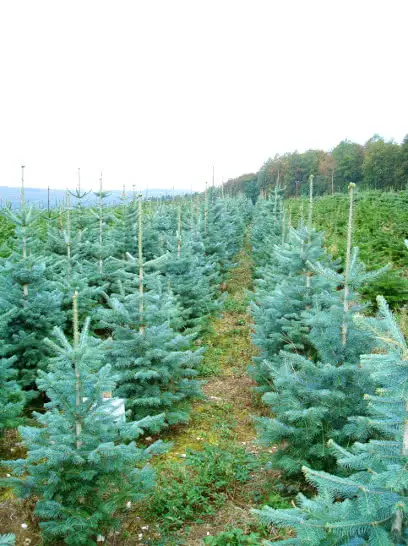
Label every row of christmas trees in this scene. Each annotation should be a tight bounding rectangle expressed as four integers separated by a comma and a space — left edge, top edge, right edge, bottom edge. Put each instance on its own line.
0, 181, 252, 544
250, 180, 407, 543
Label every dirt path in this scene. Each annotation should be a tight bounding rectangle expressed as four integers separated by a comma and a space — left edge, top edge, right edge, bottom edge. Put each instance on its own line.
167, 244, 259, 459
148, 241, 278, 545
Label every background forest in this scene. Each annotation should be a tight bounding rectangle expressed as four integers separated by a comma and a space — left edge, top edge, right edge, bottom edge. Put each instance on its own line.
224, 135, 408, 201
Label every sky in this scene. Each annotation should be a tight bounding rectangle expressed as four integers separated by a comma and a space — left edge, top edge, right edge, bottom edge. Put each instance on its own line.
0, 0, 407, 192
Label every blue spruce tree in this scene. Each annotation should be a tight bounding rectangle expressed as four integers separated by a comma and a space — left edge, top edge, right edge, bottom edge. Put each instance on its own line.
1, 292, 165, 545
163, 205, 222, 332
256, 184, 388, 475
0, 202, 65, 386
0, 310, 25, 433
256, 296, 408, 545
95, 197, 203, 428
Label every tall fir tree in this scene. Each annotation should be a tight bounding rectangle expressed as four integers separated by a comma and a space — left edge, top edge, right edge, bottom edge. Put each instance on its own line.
255, 183, 388, 475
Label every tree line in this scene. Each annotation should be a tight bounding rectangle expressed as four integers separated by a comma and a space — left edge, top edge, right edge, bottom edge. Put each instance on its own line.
224, 134, 408, 200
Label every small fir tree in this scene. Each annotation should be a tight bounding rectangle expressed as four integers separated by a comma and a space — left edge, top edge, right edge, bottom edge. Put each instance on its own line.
256, 296, 408, 545
255, 183, 388, 474
95, 198, 203, 427
0, 310, 25, 433
250, 224, 336, 390
1, 293, 166, 545
251, 185, 284, 268
0, 204, 65, 387
96, 285, 203, 426
163, 214, 222, 332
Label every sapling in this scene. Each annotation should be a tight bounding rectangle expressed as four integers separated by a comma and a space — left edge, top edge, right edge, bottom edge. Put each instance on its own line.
2, 292, 166, 545
255, 297, 408, 544
0, 315, 25, 433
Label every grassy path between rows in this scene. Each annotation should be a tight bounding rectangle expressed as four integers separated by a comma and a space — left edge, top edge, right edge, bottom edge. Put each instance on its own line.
123, 240, 288, 545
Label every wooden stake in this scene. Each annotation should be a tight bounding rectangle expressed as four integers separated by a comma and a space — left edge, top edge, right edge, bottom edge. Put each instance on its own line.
177, 205, 182, 258
308, 174, 314, 234
21, 165, 25, 208
66, 191, 71, 281
73, 291, 82, 449
204, 181, 208, 235
98, 172, 103, 275
212, 165, 215, 204
341, 183, 355, 346
21, 166, 28, 296
138, 194, 144, 334
306, 174, 314, 291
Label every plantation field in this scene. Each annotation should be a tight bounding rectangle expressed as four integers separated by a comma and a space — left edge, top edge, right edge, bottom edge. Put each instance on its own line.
0, 184, 407, 544
287, 189, 408, 309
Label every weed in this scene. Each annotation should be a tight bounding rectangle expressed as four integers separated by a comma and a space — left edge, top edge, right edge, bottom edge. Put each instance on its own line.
143, 442, 258, 532
204, 527, 263, 545
198, 347, 223, 377
223, 296, 248, 314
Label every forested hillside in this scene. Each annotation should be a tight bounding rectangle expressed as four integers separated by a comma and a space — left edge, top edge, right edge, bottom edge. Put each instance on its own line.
224, 134, 408, 199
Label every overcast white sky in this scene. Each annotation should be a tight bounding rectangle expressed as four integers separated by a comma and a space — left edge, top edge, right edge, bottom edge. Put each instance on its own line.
0, 0, 407, 192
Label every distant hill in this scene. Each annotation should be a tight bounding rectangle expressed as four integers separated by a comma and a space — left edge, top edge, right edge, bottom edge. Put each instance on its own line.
0, 186, 192, 208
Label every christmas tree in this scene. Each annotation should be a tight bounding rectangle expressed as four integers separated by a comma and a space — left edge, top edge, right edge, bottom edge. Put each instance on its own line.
255, 184, 388, 474
0, 310, 25, 433
163, 206, 222, 332
0, 203, 65, 387
251, 185, 284, 269
250, 223, 336, 390
95, 197, 203, 428
256, 296, 408, 545
1, 293, 166, 545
